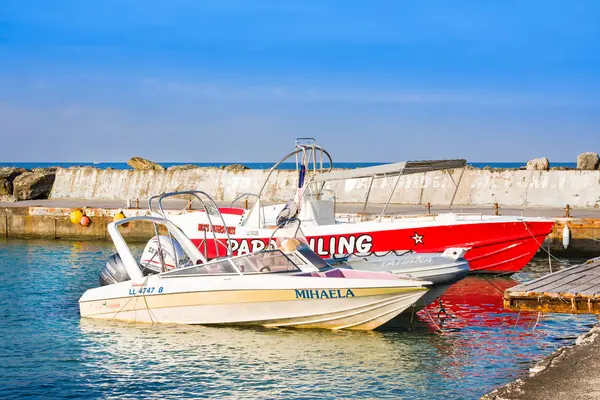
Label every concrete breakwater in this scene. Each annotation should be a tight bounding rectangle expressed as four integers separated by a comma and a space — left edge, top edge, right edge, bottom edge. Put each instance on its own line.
1, 205, 599, 255
48, 166, 600, 208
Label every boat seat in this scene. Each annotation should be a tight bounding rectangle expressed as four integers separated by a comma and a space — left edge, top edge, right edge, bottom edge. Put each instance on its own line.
298, 200, 335, 226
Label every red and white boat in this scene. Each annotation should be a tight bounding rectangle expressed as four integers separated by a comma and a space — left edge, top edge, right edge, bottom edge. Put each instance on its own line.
160, 140, 555, 274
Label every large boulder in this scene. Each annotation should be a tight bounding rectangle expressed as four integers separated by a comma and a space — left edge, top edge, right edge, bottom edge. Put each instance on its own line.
577, 152, 599, 170
127, 157, 165, 171
221, 163, 250, 172
526, 157, 549, 171
167, 164, 200, 171
13, 171, 56, 200
0, 167, 26, 196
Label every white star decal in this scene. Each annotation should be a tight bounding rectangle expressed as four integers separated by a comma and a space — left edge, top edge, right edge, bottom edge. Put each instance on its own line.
411, 232, 424, 245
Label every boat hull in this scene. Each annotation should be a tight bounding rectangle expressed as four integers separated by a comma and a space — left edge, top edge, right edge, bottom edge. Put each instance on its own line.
79, 277, 428, 331
172, 211, 555, 274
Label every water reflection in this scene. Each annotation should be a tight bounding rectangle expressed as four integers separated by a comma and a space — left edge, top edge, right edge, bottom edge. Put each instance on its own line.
1, 239, 598, 399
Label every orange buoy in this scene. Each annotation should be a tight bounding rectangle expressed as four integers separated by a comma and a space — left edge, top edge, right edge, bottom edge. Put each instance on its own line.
80, 215, 91, 227
70, 209, 83, 225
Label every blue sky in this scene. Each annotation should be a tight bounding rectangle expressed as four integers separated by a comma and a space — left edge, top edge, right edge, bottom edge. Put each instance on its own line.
1, 0, 599, 162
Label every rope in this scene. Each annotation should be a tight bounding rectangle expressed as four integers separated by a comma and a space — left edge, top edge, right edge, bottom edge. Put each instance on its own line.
509, 311, 522, 339
574, 230, 600, 243
547, 241, 553, 273
110, 297, 134, 321
423, 306, 446, 335
530, 312, 542, 331
408, 304, 415, 330
140, 276, 157, 324
483, 276, 506, 294
522, 220, 563, 266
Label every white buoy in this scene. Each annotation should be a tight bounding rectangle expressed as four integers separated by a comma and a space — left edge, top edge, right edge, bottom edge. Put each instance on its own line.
562, 224, 571, 249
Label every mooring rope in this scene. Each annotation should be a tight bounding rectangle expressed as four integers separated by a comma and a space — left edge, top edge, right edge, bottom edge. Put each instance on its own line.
574, 230, 600, 243
521, 220, 562, 267
423, 306, 446, 335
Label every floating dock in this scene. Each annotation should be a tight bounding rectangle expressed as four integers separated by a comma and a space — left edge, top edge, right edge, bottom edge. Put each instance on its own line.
504, 256, 600, 314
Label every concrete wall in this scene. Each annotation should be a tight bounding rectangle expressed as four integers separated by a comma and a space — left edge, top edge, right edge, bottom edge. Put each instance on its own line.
49, 167, 600, 208
2, 206, 599, 254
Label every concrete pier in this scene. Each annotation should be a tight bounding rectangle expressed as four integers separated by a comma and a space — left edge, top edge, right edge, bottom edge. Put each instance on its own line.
1, 199, 599, 255
482, 324, 600, 400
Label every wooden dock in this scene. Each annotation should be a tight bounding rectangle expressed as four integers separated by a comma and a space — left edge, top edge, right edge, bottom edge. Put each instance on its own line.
504, 256, 600, 314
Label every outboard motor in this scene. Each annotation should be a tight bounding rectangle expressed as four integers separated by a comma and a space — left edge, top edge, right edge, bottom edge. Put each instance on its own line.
140, 235, 189, 274
99, 236, 190, 286
99, 253, 130, 286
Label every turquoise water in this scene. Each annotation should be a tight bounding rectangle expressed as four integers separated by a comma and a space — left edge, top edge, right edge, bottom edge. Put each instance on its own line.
0, 239, 596, 399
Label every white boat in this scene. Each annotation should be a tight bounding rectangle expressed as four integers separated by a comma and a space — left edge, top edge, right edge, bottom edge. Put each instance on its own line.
79, 193, 431, 331
334, 248, 470, 286
332, 248, 470, 314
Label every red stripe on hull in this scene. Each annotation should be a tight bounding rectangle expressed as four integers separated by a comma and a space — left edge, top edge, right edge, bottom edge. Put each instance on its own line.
190, 220, 555, 275
405, 221, 555, 274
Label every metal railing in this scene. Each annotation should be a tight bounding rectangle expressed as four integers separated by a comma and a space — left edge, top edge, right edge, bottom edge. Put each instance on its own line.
148, 190, 233, 260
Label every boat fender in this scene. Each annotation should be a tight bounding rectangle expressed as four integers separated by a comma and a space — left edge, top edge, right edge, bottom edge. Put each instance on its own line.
70, 209, 83, 224
562, 224, 570, 249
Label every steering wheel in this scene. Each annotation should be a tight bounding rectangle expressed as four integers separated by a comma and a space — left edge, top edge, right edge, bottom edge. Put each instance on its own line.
260, 266, 271, 272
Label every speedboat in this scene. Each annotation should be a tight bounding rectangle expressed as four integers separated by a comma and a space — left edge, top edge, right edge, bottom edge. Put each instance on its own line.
162, 139, 554, 275
79, 193, 431, 331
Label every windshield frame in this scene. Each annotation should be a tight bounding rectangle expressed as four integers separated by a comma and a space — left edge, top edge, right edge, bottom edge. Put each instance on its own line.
160, 249, 301, 278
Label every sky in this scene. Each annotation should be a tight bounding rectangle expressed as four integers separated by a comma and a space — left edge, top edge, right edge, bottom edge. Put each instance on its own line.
1, 0, 599, 163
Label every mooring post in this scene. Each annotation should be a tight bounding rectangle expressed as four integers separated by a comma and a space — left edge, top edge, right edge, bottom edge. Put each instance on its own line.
426, 202, 431, 214
565, 204, 571, 218
187, 198, 193, 210
493, 202, 499, 216
244, 198, 249, 210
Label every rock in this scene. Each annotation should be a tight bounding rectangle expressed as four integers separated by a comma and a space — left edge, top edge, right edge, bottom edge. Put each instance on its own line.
576, 152, 599, 170
0, 167, 26, 196
13, 171, 56, 200
167, 164, 200, 171
526, 157, 549, 171
127, 157, 165, 171
221, 163, 250, 172
32, 167, 58, 173
0, 194, 17, 202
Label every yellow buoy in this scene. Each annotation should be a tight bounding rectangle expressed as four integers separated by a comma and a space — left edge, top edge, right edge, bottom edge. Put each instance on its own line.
113, 211, 128, 227
70, 209, 83, 225
113, 211, 126, 222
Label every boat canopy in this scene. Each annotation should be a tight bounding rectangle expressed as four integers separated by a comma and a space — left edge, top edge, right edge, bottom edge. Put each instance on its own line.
311, 159, 466, 183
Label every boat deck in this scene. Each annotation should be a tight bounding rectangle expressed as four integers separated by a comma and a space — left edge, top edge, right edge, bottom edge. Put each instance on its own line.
504, 256, 600, 314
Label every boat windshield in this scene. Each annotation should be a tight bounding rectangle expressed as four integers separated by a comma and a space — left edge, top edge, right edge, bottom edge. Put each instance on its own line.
161, 250, 301, 277
231, 250, 301, 274
295, 244, 331, 270
161, 258, 239, 277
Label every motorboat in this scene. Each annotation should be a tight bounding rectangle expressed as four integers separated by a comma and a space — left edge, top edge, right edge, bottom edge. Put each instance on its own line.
79, 193, 431, 331
330, 248, 470, 314
164, 139, 554, 275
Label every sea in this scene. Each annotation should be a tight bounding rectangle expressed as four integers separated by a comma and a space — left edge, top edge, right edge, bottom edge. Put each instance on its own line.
0, 161, 578, 170
0, 238, 596, 399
